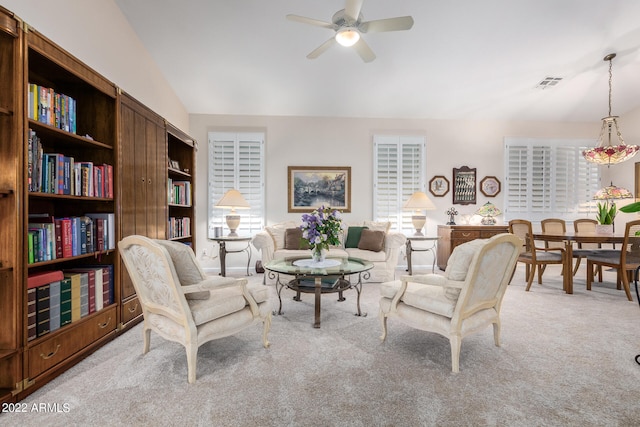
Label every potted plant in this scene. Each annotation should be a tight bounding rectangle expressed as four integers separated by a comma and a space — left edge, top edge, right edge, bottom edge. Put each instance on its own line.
595, 201, 616, 234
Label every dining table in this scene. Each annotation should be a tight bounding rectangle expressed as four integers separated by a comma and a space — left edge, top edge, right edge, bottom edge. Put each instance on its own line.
531, 231, 625, 294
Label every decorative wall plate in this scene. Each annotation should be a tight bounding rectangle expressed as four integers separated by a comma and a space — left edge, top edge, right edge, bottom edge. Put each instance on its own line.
480, 176, 501, 197
429, 175, 450, 197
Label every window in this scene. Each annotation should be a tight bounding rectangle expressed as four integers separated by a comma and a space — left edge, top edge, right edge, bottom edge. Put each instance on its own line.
208, 132, 265, 237
504, 138, 600, 222
373, 135, 426, 232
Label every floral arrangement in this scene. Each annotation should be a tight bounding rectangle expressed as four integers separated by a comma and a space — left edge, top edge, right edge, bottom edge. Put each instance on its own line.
300, 206, 344, 254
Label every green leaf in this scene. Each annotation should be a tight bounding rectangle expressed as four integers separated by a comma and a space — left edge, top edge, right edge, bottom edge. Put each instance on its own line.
619, 201, 640, 213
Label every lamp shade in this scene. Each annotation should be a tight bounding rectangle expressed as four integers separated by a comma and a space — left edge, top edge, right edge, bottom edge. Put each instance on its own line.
335, 28, 360, 47
214, 189, 250, 211
592, 183, 633, 201
403, 192, 436, 211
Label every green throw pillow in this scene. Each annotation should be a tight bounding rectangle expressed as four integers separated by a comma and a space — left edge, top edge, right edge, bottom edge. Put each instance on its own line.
345, 226, 368, 248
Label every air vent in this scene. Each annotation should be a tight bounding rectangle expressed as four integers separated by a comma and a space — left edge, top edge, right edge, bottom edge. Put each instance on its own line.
536, 77, 563, 89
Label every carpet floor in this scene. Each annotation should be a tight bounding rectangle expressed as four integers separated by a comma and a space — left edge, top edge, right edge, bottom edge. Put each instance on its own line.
2, 264, 639, 426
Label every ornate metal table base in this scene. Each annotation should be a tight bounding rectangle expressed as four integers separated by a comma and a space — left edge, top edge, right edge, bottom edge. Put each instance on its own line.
273, 272, 369, 328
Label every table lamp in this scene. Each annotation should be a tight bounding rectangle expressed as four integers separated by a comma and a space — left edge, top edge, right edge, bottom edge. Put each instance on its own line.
214, 189, 250, 236
476, 202, 502, 225
403, 191, 436, 236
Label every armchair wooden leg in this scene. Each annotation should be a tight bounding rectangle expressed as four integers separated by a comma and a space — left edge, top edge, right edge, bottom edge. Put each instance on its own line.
450, 335, 461, 373
379, 310, 388, 341
143, 325, 151, 354
186, 343, 198, 384
493, 322, 501, 347
621, 269, 634, 301
525, 265, 536, 291
586, 260, 593, 290
262, 312, 272, 348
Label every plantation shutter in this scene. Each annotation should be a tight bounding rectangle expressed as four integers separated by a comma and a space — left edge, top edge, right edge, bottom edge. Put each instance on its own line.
373, 135, 426, 232
208, 132, 265, 237
504, 138, 600, 222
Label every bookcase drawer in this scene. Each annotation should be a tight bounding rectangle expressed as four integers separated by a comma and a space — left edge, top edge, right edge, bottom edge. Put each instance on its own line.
27, 306, 116, 379
122, 296, 142, 325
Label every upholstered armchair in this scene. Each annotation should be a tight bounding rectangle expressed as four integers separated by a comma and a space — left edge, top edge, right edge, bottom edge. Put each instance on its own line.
118, 235, 271, 383
379, 233, 521, 373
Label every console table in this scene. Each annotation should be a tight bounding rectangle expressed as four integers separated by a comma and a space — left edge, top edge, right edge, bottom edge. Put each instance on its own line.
209, 235, 252, 277
436, 225, 509, 270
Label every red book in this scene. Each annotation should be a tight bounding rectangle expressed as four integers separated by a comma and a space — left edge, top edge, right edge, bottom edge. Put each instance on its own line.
27, 270, 64, 289
61, 218, 73, 258
95, 218, 104, 251
54, 218, 63, 259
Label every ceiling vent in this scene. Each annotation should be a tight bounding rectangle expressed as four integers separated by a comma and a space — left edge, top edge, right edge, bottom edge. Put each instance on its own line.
536, 76, 563, 89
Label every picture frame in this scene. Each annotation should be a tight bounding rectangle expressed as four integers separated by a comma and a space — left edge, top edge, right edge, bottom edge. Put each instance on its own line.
288, 166, 351, 213
169, 159, 180, 170
480, 176, 501, 197
452, 166, 476, 205
429, 175, 450, 197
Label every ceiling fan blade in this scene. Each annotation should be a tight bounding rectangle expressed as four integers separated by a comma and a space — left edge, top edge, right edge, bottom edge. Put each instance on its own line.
286, 14, 335, 29
353, 38, 376, 63
344, 0, 364, 21
307, 38, 337, 59
360, 16, 414, 33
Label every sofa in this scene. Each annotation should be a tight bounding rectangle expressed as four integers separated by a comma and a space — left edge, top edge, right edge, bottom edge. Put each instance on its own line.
252, 220, 407, 283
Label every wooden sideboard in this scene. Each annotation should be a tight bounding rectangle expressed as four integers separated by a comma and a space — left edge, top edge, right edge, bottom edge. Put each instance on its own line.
436, 225, 509, 270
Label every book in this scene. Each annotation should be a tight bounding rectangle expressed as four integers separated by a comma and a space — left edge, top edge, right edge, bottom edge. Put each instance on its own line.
49, 280, 61, 332
36, 284, 50, 337
64, 272, 82, 322
61, 217, 73, 258
27, 287, 37, 341
59, 277, 72, 327
66, 268, 96, 314
86, 213, 115, 250
27, 270, 64, 289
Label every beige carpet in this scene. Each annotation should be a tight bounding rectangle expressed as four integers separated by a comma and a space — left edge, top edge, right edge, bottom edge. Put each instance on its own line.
2, 264, 639, 426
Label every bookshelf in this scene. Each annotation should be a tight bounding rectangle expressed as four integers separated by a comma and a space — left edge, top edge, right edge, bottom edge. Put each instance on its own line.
18, 26, 118, 399
0, 6, 22, 404
166, 123, 196, 248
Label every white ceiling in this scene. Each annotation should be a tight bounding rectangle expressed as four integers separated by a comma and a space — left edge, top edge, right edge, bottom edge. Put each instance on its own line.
113, 0, 640, 122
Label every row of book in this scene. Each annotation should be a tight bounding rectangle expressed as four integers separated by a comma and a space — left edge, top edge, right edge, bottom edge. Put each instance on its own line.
168, 179, 192, 206
28, 129, 114, 197
27, 267, 114, 341
28, 213, 115, 264
27, 83, 77, 133
168, 216, 191, 239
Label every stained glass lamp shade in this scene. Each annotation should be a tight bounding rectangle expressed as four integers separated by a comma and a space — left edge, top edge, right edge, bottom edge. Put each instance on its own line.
476, 202, 502, 225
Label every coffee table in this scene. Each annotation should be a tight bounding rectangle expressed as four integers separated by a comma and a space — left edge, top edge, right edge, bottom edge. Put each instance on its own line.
263, 257, 373, 328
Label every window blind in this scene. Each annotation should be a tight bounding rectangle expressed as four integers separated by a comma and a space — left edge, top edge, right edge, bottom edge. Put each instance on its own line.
373, 135, 426, 232
208, 132, 265, 237
504, 138, 600, 222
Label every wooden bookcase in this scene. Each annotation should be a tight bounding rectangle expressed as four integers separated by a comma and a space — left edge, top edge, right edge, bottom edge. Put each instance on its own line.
117, 91, 166, 330
0, 7, 23, 404
166, 123, 196, 248
17, 26, 119, 399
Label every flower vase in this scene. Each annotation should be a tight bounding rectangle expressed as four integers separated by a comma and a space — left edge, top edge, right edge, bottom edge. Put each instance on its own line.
311, 246, 326, 264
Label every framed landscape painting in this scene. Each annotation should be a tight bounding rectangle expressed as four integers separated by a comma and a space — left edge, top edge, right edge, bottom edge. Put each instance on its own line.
288, 166, 351, 213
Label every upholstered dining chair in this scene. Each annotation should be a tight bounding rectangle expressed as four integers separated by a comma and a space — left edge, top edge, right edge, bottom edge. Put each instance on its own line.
379, 233, 521, 373
572, 218, 603, 279
509, 219, 567, 291
541, 218, 567, 275
585, 219, 640, 301
118, 235, 272, 383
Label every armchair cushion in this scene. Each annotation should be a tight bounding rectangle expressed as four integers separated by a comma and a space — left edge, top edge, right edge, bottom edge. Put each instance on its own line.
154, 239, 210, 300
284, 227, 309, 250
380, 280, 456, 318
445, 239, 488, 281
358, 229, 386, 252
189, 284, 269, 326
345, 226, 367, 248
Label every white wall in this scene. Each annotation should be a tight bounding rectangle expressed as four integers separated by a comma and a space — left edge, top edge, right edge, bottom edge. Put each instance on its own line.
1, 0, 189, 130
190, 114, 607, 272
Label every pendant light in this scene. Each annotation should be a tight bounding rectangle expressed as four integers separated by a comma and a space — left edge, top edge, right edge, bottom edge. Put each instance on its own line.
582, 53, 639, 166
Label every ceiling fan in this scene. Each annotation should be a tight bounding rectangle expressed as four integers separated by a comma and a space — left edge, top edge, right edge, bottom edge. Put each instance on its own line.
286, 0, 414, 63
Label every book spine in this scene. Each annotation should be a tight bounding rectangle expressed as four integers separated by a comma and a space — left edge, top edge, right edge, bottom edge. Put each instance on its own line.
60, 278, 72, 327
49, 280, 61, 332
27, 288, 37, 341
36, 284, 50, 337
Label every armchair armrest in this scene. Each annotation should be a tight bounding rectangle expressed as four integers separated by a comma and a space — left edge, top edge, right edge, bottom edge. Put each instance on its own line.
400, 274, 447, 287
183, 277, 260, 316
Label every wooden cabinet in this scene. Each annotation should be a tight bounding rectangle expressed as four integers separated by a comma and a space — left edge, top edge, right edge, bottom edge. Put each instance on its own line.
166, 123, 196, 248
118, 92, 166, 330
0, 6, 22, 403
437, 225, 509, 270
19, 27, 119, 399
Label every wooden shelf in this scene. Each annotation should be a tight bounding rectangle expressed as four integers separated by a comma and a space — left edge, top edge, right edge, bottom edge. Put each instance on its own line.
27, 250, 114, 268
28, 119, 113, 150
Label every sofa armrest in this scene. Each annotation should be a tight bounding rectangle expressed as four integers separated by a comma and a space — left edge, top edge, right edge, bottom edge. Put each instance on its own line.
385, 232, 407, 250
251, 231, 275, 264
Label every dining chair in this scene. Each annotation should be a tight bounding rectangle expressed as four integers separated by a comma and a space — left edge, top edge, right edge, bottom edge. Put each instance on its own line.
585, 219, 640, 301
572, 218, 603, 280
508, 219, 567, 291
541, 218, 566, 275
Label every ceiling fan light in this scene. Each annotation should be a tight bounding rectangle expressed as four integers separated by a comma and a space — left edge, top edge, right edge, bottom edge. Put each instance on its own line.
335, 28, 360, 47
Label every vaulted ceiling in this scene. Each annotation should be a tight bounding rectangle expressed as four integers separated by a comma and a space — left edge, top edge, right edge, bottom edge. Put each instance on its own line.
113, 0, 640, 122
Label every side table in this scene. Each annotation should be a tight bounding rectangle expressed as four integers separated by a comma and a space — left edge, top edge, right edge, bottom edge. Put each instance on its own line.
406, 236, 439, 275
209, 236, 252, 277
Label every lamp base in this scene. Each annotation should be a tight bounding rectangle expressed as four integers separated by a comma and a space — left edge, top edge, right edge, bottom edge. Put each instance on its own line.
225, 214, 240, 236
481, 216, 496, 225
411, 215, 426, 236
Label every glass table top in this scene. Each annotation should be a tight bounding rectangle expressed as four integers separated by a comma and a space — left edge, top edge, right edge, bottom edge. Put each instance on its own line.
264, 257, 373, 276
